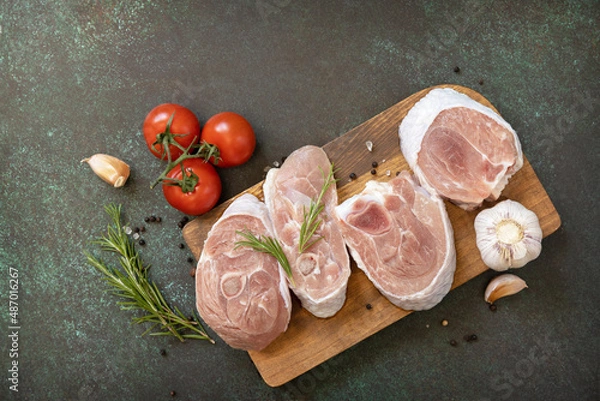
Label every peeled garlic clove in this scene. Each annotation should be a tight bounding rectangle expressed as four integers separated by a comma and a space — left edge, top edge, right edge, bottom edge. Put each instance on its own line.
474, 199, 542, 271
81, 154, 130, 188
484, 274, 528, 304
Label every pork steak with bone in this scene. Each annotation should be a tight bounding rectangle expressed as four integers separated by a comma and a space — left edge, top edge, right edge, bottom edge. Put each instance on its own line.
335, 171, 456, 311
195, 193, 292, 351
399, 88, 523, 210
263, 145, 351, 318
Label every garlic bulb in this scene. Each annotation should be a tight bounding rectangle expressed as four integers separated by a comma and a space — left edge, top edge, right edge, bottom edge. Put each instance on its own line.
81, 154, 130, 188
474, 199, 542, 271
484, 274, 528, 303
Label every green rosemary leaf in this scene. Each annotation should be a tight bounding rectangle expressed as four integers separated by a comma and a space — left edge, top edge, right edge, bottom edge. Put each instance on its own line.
234, 230, 295, 287
85, 203, 214, 343
298, 163, 337, 253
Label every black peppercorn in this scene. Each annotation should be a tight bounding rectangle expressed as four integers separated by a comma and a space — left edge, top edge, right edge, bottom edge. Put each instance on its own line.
187, 257, 194, 264
465, 334, 478, 342
156, 216, 162, 223
366, 303, 372, 310
489, 304, 497, 312
140, 226, 146, 233
178, 243, 185, 249
149, 216, 156, 222
454, 66, 460, 73
370, 169, 376, 175
372, 161, 378, 168
349, 172, 357, 180
178, 216, 189, 229
170, 390, 176, 397
160, 349, 167, 356
479, 79, 484, 85
144, 217, 150, 223
139, 239, 146, 246
133, 227, 140, 233
450, 339, 458, 347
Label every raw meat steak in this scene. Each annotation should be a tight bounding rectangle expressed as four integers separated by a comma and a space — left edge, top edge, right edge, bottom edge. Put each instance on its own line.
399, 88, 523, 210
334, 171, 456, 311
263, 145, 350, 318
196, 193, 292, 351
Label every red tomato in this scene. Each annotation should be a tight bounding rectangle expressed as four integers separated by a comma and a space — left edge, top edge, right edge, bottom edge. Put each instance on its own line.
143, 104, 201, 160
200, 112, 256, 168
162, 159, 221, 215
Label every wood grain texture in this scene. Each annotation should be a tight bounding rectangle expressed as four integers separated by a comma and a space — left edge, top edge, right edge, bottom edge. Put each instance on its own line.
182, 84, 561, 387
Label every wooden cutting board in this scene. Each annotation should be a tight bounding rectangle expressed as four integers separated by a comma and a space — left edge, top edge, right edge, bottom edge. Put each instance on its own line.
182, 84, 561, 387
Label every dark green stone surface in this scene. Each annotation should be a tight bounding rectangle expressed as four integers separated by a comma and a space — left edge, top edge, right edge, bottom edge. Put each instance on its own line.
1, 1, 598, 400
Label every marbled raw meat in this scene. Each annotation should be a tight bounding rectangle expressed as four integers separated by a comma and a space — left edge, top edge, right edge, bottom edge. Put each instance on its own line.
399, 88, 523, 210
263, 145, 350, 318
335, 171, 456, 311
196, 193, 291, 351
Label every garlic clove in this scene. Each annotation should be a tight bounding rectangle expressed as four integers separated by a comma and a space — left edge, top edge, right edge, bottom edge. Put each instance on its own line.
484, 274, 528, 304
81, 154, 130, 188
474, 199, 542, 271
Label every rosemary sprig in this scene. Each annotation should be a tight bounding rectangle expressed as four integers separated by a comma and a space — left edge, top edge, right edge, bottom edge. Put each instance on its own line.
234, 230, 295, 287
84, 203, 214, 343
298, 163, 337, 253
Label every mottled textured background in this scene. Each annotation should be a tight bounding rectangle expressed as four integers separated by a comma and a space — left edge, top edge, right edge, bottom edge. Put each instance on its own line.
0, 1, 598, 400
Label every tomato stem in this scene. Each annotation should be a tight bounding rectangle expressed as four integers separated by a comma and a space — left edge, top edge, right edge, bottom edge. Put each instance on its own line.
149, 113, 221, 191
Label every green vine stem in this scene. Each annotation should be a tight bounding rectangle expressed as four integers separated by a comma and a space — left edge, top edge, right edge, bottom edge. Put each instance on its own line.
149, 113, 220, 191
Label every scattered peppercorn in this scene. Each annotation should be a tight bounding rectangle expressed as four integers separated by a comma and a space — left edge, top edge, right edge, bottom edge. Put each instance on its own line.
156, 216, 162, 223
187, 257, 194, 264
178, 243, 185, 249
139, 239, 146, 246
149, 216, 156, 222
144, 217, 150, 223
449, 339, 458, 347
178, 216, 190, 229
464, 334, 478, 342
479, 79, 484, 85
140, 226, 146, 233
454, 66, 461, 73
160, 349, 167, 356
489, 304, 497, 312
370, 169, 377, 175
133, 227, 140, 234
170, 390, 176, 397
349, 172, 357, 180
396, 171, 400, 176
366, 303, 372, 310
372, 161, 378, 168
